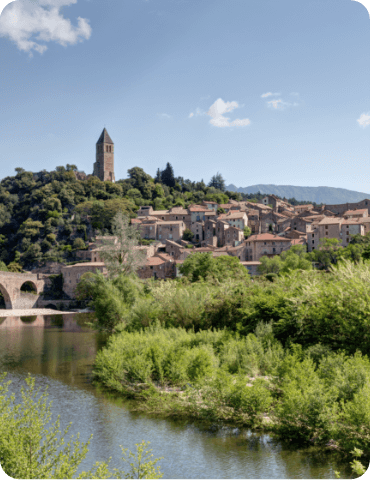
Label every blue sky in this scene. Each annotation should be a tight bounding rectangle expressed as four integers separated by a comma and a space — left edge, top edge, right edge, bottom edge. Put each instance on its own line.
0, 0, 370, 192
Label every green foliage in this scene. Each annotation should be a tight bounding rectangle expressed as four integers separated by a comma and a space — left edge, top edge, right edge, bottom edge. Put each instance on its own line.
73, 238, 86, 250
180, 253, 249, 283
182, 228, 194, 242
0, 374, 162, 479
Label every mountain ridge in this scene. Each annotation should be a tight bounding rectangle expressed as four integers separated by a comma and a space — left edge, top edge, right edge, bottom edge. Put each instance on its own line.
225, 184, 370, 205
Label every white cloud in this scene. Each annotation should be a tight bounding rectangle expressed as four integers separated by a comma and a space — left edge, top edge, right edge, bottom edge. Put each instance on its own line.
0, 0, 91, 55
206, 98, 250, 128
261, 92, 281, 98
357, 112, 370, 128
157, 113, 171, 119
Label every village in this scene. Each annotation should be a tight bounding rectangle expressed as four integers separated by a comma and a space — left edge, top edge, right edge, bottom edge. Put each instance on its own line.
57, 193, 370, 298
51, 129, 370, 300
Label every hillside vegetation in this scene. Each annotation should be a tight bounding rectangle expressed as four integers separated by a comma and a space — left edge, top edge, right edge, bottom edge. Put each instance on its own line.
0, 165, 234, 270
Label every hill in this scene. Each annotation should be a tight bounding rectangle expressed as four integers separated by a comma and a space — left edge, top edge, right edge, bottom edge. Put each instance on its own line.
225, 184, 370, 205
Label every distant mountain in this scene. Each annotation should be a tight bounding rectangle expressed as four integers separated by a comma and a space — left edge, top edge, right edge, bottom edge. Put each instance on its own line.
225, 184, 370, 205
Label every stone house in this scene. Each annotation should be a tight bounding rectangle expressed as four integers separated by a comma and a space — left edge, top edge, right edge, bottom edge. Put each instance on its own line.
322, 199, 370, 216
138, 254, 175, 280
317, 217, 343, 243
203, 219, 217, 246
190, 221, 204, 242
137, 206, 154, 216
343, 209, 368, 219
224, 226, 244, 246
245, 234, 292, 261
139, 219, 158, 240
341, 220, 365, 246
246, 209, 260, 234
218, 211, 248, 230
262, 194, 282, 212
157, 221, 186, 242
165, 239, 189, 260
202, 201, 218, 212
167, 207, 191, 226
188, 205, 210, 222
294, 204, 314, 214
61, 263, 107, 298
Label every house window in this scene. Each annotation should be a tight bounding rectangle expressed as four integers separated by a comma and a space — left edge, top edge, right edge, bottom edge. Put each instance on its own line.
273, 248, 276, 253
312, 240, 314, 244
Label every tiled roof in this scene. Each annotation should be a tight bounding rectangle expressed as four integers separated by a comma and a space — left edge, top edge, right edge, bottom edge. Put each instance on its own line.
319, 217, 343, 225
146, 257, 165, 266
189, 206, 209, 212
131, 219, 142, 224
96, 128, 114, 145
247, 234, 291, 242
344, 209, 368, 216
152, 210, 169, 215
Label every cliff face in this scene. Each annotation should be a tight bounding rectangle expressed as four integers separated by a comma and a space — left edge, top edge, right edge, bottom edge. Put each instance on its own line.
226, 184, 370, 204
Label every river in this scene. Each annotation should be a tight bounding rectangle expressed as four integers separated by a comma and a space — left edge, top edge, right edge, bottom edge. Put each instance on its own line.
0, 313, 346, 479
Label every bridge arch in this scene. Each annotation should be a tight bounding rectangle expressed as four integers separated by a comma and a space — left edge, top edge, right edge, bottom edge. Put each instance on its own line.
20, 281, 38, 294
0, 283, 12, 309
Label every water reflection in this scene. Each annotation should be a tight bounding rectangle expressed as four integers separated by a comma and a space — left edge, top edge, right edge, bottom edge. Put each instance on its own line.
0, 313, 347, 479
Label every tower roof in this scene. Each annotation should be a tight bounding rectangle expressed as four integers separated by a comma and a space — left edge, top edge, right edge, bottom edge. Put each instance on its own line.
97, 128, 114, 145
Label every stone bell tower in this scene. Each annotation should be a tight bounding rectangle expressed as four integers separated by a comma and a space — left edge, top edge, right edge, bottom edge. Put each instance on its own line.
93, 128, 115, 182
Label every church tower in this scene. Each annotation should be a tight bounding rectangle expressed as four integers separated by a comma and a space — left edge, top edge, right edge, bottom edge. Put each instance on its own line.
93, 128, 115, 182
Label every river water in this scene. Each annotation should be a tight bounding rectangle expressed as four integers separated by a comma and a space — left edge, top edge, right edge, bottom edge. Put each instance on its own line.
0, 313, 347, 479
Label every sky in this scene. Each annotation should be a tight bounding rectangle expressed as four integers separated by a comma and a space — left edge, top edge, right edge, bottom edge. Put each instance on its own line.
0, 0, 370, 192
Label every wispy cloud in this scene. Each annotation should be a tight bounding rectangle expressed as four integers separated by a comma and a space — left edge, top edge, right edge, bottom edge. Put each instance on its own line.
357, 112, 370, 128
157, 113, 171, 119
0, 0, 91, 55
267, 99, 290, 110
261, 92, 281, 98
188, 107, 205, 118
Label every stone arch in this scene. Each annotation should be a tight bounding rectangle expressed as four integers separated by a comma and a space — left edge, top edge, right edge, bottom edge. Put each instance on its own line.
0, 283, 12, 309
20, 281, 38, 294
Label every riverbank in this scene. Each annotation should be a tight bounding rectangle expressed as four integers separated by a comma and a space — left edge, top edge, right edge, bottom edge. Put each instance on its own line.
93, 324, 370, 465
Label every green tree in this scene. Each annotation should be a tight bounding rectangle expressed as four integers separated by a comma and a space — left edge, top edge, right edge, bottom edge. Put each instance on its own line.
208, 172, 225, 192
243, 226, 252, 238
161, 163, 176, 188
0, 374, 162, 479
183, 228, 194, 242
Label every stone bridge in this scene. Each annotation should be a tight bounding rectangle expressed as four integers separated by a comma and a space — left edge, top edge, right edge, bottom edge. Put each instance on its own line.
0, 272, 45, 309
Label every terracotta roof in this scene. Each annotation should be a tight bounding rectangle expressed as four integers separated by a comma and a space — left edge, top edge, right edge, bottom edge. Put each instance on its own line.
169, 207, 188, 214
152, 210, 169, 215
219, 212, 246, 220
131, 219, 142, 224
342, 220, 362, 225
146, 257, 165, 266
247, 234, 291, 242
96, 128, 114, 145
189, 205, 209, 212
319, 217, 343, 225
291, 239, 306, 245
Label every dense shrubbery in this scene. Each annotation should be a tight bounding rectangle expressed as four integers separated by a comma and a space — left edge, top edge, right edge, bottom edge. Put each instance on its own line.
84, 259, 370, 464
94, 323, 370, 462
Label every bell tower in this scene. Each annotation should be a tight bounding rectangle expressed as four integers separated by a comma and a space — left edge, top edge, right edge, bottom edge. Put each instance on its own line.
93, 128, 115, 182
